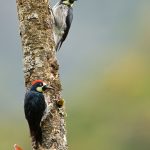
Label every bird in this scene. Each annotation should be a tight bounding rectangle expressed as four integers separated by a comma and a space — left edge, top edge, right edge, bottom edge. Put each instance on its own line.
24, 80, 51, 144
52, 0, 77, 51
14, 144, 23, 150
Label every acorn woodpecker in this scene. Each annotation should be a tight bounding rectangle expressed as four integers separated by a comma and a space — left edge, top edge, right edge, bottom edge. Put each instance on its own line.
14, 144, 23, 150
24, 80, 51, 144
52, 0, 77, 51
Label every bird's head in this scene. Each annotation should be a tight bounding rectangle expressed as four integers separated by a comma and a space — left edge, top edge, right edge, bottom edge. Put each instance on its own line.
31, 80, 52, 93
14, 144, 23, 150
69, 0, 77, 4
61, 0, 77, 6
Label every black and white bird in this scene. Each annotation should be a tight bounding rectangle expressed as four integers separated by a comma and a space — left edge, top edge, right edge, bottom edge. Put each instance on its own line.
24, 80, 51, 144
52, 0, 77, 51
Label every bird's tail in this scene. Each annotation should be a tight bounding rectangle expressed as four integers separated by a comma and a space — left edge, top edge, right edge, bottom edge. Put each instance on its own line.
29, 123, 42, 145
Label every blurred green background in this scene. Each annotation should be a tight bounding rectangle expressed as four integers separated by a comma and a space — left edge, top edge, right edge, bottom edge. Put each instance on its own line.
0, 0, 150, 149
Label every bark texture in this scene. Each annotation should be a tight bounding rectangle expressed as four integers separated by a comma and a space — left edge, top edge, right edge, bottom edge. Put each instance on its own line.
16, 0, 67, 149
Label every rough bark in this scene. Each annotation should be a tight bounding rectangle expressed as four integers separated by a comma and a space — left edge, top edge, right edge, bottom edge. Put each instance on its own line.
16, 0, 67, 149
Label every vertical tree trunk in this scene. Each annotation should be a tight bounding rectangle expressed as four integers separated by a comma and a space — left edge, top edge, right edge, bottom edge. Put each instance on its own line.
16, 0, 67, 149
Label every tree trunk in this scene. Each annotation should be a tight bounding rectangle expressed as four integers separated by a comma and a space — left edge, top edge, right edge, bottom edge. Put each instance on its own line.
16, 0, 67, 149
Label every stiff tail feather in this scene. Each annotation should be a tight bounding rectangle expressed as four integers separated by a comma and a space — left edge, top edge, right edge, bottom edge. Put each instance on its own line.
29, 122, 42, 145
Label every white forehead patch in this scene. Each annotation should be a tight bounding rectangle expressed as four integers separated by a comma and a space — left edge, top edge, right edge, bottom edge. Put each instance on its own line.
43, 82, 47, 86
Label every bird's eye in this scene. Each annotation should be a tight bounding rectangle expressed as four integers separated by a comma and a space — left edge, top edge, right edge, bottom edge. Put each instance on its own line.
39, 83, 43, 86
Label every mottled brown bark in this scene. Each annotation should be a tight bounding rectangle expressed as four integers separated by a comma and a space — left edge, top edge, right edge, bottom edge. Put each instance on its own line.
16, 0, 67, 149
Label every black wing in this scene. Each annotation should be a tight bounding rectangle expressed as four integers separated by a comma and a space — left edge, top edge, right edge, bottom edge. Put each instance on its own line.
24, 91, 46, 143
58, 7, 73, 50
24, 91, 46, 124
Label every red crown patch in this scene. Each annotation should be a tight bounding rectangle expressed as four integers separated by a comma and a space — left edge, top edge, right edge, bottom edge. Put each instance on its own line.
31, 80, 43, 85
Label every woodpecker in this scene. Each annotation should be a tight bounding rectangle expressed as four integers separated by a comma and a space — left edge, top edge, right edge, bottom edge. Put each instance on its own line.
14, 144, 23, 150
52, 0, 77, 51
24, 80, 51, 144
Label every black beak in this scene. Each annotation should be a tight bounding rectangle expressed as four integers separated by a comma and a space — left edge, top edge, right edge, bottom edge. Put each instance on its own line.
42, 85, 54, 91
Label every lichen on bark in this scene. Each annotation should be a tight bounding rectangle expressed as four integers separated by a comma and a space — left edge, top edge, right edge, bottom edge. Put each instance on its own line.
16, 0, 68, 149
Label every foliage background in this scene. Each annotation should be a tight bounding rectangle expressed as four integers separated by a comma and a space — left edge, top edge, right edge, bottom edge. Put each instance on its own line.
0, 0, 150, 149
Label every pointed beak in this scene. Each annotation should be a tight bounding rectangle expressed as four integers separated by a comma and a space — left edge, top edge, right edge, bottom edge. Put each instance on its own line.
42, 85, 54, 91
